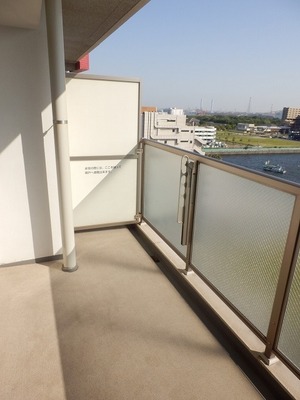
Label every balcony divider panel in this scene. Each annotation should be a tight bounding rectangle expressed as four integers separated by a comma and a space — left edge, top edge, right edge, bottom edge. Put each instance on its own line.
66, 74, 141, 229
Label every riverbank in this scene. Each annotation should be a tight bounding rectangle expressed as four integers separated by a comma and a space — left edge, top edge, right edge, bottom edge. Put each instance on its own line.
205, 147, 300, 155
215, 131, 300, 152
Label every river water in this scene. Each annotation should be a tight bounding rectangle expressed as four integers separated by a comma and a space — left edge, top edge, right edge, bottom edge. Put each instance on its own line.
221, 153, 300, 185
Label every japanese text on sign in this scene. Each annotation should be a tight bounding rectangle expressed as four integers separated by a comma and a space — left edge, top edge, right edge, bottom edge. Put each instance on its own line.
84, 165, 121, 175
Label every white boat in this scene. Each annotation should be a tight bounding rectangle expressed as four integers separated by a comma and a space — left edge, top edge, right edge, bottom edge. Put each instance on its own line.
263, 160, 286, 174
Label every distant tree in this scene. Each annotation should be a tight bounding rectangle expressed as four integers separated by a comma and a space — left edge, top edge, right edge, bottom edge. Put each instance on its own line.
187, 114, 281, 129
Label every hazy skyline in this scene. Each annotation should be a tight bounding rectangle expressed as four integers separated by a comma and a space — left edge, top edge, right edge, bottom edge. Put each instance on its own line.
88, 0, 300, 113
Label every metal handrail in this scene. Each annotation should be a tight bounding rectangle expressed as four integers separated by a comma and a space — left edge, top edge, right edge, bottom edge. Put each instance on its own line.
141, 138, 300, 375
142, 139, 300, 195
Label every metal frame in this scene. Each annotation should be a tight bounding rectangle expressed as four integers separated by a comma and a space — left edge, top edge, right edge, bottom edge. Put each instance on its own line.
264, 196, 300, 362
74, 220, 137, 232
141, 138, 300, 376
66, 72, 142, 85
66, 73, 142, 231
183, 159, 198, 274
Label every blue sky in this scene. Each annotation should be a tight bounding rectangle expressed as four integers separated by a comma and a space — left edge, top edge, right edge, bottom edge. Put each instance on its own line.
88, 0, 300, 113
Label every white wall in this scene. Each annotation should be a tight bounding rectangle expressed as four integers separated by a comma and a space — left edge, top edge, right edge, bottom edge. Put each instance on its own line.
0, 6, 62, 264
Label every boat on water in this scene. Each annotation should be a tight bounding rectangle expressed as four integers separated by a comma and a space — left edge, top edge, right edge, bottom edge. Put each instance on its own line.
263, 160, 286, 174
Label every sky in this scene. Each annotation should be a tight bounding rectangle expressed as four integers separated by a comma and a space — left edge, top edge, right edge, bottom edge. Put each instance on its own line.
88, 0, 300, 114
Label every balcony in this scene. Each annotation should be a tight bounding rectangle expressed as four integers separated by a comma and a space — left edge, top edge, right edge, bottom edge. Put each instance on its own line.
1, 139, 299, 399
1, 1, 300, 397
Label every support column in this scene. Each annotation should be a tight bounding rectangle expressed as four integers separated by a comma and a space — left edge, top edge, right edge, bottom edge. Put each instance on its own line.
45, 0, 78, 272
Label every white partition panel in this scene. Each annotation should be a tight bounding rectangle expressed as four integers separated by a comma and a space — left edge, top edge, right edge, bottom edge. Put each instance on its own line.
66, 74, 140, 228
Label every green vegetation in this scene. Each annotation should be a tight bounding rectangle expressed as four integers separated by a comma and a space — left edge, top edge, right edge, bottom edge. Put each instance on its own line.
187, 114, 281, 130
186, 113, 300, 148
216, 131, 300, 148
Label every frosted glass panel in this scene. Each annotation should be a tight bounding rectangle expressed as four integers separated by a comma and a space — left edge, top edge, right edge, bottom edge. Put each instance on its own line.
66, 75, 140, 228
192, 164, 295, 335
71, 158, 137, 227
143, 145, 187, 257
66, 77, 139, 157
278, 251, 300, 370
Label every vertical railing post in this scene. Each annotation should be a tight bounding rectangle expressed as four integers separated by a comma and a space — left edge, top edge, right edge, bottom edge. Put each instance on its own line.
45, 0, 78, 272
180, 159, 194, 246
135, 140, 144, 223
262, 195, 300, 364
183, 160, 198, 275
176, 154, 198, 274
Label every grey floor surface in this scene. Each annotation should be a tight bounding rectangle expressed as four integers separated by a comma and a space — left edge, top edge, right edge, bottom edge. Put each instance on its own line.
0, 227, 264, 399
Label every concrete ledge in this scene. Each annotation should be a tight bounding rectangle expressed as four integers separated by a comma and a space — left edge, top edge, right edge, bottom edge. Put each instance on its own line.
131, 223, 300, 400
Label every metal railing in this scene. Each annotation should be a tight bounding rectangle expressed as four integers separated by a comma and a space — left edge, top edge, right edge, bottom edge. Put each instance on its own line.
141, 139, 300, 376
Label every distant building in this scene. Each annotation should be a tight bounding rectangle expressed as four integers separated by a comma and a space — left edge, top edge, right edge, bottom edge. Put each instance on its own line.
282, 107, 300, 124
188, 118, 200, 126
142, 112, 192, 150
141, 106, 157, 113
169, 108, 184, 116
142, 111, 217, 154
237, 123, 255, 132
194, 126, 217, 142
256, 126, 280, 134
237, 123, 280, 134
291, 115, 300, 133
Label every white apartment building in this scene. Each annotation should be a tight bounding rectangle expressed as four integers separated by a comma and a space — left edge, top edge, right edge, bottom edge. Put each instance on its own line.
282, 107, 300, 124
169, 107, 184, 116
142, 111, 216, 154
194, 126, 218, 142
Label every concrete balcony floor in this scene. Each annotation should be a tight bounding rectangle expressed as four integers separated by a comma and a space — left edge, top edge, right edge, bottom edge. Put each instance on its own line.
0, 227, 264, 400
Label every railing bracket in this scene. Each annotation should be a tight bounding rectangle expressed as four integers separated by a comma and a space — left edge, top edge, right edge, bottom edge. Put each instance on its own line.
259, 353, 279, 366
182, 267, 194, 276
135, 213, 142, 223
